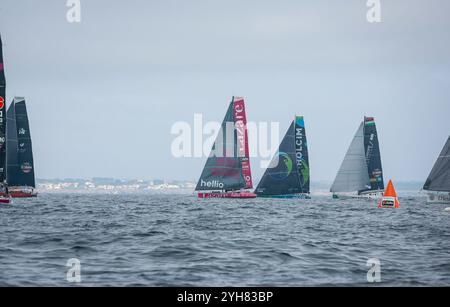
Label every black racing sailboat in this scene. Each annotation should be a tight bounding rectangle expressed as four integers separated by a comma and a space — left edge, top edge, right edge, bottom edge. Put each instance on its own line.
255, 116, 310, 199
0, 34, 10, 203
423, 136, 450, 204
6, 97, 36, 197
330, 116, 384, 199
196, 96, 256, 198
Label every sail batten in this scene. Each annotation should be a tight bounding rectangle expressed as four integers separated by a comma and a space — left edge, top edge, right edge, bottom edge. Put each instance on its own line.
424, 136, 450, 192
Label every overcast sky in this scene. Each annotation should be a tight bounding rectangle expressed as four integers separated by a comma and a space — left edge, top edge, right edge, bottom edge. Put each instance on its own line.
0, 0, 449, 182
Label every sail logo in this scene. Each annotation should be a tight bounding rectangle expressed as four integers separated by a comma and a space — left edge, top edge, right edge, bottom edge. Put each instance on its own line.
365, 134, 375, 162
0, 96, 4, 109
19, 143, 27, 153
295, 127, 305, 169
200, 179, 224, 189
269, 152, 293, 180
21, 162, 33, 174
19, 128, 26, 135
234, 101, 247, 158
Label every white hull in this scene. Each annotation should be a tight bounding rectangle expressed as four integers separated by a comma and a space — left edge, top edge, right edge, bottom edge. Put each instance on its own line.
426, 192, 450, 204
333, 190, 384, 200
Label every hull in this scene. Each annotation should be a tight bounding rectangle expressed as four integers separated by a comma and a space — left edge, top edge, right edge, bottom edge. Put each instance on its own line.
0, 190, 37, 198
9, 191, 38, 198
0, 197, 11, 204
258, 194, 311, 199
198, 192, 257, 199
426, 192, 450, 204
333, 190, 384, 200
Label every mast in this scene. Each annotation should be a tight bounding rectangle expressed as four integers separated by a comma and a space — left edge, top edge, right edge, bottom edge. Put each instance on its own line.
0, 34, 7, 185
423, 136, 450, 192
195, 97, 246, 191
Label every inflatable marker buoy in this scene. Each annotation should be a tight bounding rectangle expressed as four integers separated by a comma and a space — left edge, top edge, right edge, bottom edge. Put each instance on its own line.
378, 180, 399, 209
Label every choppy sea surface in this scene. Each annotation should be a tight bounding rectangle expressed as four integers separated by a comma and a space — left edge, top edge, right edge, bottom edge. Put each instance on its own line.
1, 192, 449, 286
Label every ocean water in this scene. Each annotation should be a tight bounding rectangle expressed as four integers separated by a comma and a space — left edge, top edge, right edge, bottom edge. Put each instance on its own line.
0, 192, 449, 286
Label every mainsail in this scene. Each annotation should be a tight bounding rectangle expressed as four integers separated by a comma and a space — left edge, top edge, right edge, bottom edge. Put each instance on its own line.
423, 136, 450, 192
7, 98, 35, 188
256, 116, 310, 196
331, 117, 385, 194
195, 97, 252, 191
363, 117, 384, 191
0, 35, 7, 184
331, 122, 370, 193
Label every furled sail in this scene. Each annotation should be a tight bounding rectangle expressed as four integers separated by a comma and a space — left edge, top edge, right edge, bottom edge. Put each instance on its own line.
331, 122, 371, 193
423, 136, 450, 192
195, 97, 249, 191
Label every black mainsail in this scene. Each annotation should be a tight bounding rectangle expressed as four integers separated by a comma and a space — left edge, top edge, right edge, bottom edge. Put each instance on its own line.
0, 35, 7, 185
423, 136, 450, 192
256, 116, 310, 196
6, 100, 19, 185
362, 117, 384, 192
331, 117, 384, 195
195, 97, 250, 192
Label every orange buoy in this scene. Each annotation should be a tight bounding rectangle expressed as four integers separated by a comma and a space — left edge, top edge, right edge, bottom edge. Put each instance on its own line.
378, 180, 400, 208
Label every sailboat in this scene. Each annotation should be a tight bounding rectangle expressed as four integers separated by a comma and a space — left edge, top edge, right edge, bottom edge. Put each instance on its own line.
0, 34, 11, 204
6, 97, 37, 198
196, 96, 256, 199
423, 135, 450, 204
378, 179, 399, 208
255, 116, 310, 199
331, 116, 385, 199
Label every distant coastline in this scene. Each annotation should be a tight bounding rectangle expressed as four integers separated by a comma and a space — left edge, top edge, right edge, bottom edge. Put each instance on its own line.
35, 178, 425, 195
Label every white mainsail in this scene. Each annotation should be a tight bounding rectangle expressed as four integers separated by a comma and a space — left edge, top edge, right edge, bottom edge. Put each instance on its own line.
331, 122, 371, 193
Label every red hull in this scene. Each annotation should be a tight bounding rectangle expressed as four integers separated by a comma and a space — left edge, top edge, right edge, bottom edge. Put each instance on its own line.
0, 191, 37, 198
0, 198, 11, 204
198, 192, 257, 199
10, 192, 38, 198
